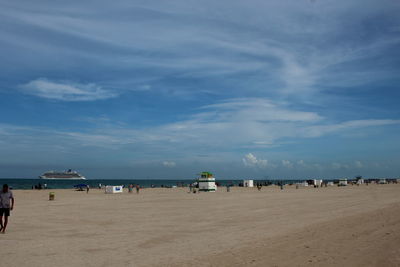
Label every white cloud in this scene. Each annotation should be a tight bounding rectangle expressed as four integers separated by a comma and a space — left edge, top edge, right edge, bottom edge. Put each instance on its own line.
331, 162, 341, 170
297, 160, 305, 166
331, 162, 350, 170
282, 160, 293, 168
242, 153, 270, 168
162, 161, 176, 167
21, 78, 117, 101
312, 163, 324, 171
355, 161, 363, 168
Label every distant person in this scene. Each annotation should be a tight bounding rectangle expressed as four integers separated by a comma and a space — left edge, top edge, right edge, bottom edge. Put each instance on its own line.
98, 183, 102, 189
226, 184, 230, 192
136, 184, 140, 194
257, 184, 262, 191
0, 184, 15, 234
128, 184, 133, 193
86, 185, 90, 194
189, 183, 193, 193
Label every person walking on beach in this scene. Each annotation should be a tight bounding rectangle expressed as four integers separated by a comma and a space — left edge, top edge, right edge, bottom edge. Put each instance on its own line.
86, 185, 90, 194
189, 183, 193, 193
136, 184, 140, 194
0, 184, 14, 234
226, 184, 231, 192
128, 184, 133, 193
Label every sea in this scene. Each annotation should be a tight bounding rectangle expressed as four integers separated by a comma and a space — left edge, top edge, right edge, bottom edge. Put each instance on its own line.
0, 178, 310, 190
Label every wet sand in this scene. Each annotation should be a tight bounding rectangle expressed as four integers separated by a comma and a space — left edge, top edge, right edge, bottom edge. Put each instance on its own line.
1, 184, 400, 266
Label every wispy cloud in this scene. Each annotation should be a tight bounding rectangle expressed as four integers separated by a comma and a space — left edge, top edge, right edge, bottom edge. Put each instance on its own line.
331, 162, 350, 170
2, 98, 399, 153
297, 160, 306, 166
354, 161, 363, 168
20, 78, 117, 101
2, 0, 399, 100
282, 160, 293, 168
302, 120, 400, 138
162, 161, 176, 167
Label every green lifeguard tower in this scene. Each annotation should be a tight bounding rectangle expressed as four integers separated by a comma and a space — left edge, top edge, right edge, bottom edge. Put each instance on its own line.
197, 172, 217, 192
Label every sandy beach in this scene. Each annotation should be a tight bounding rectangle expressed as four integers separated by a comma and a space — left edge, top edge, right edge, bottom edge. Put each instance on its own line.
1, 184, 400, 267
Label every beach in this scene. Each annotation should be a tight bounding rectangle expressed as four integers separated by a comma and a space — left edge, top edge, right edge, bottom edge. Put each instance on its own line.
1, 184, 400, 267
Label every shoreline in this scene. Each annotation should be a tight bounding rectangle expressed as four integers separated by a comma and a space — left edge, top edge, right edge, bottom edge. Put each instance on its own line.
2, 177, 397, 190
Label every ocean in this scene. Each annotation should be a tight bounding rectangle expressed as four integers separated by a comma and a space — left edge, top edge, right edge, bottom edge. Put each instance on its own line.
0, 178, 309, 190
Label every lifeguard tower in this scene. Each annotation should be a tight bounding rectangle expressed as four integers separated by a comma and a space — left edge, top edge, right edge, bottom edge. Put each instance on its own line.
198, 172, 217, 192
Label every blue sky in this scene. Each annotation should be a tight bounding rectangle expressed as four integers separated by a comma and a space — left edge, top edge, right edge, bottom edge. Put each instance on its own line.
0, 0, 399, 179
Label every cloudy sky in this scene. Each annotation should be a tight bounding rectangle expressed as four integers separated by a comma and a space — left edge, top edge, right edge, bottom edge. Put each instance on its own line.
0, 0, 399, 179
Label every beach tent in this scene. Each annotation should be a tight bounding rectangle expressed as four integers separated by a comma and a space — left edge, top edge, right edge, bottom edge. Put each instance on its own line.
105, 185, 124, 194
243, 180, 254, 187
300, 181, 308, 187
314, 179, 323, 186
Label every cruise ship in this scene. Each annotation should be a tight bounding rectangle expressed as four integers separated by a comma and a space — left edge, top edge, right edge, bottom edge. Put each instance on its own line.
39, 169, 86, 180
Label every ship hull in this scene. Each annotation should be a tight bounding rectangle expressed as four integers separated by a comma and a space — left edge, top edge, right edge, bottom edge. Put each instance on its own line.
39, 176, 86, 180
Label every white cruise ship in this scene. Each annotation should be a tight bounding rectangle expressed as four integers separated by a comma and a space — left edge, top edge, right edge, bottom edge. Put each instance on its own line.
39, 169, 86, 180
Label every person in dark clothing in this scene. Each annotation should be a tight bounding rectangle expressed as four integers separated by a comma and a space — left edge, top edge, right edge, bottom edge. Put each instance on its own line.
0, 184, 15, 234
136, 184, 140, 194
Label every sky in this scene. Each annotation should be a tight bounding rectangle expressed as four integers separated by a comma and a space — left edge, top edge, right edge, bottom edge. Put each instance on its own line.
0, 0, 399, 179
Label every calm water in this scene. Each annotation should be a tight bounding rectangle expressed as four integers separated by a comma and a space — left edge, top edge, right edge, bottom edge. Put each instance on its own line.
0, 178, 310, 190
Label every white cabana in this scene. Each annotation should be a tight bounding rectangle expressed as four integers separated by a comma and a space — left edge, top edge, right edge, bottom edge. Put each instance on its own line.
301, 181, 308, 187
105, 185, 124, 194
243, 180, 254, 187
314, 179, 323, 186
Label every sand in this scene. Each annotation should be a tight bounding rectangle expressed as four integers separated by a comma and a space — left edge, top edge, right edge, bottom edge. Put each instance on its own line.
1, 184, 400, 267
